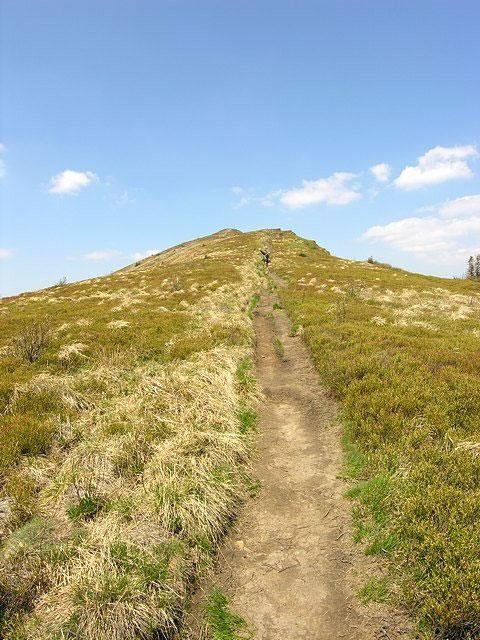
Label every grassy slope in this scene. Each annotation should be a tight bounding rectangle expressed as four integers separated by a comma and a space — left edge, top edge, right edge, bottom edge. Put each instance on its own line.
0, 229, 264, 639
268, 231, 480, 639
3, 226, 480, 639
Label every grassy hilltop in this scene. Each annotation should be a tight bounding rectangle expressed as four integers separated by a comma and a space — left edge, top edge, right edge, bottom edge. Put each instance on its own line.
1, 228, 480, 639
0, 229, 265, 639
269, 232, 480, 639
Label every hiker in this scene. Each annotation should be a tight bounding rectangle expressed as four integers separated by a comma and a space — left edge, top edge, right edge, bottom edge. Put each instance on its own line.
260, 249, 270, 268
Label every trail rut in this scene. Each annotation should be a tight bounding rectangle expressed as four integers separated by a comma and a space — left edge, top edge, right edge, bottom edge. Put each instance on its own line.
187, 288, 411, 639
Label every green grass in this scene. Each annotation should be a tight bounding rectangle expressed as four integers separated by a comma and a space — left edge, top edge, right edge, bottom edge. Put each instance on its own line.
341, 431, 367, 480
273, 337, 285, 360
67, 494, 106, 522
236, 356, 255, 390
205, 589, 252, 640
247, 294, 260, 318
288, 322, 301, 337
0, 229, 264, 640
358, 577, 390, 604
237, 407, 257, 435
346, 474, 397, 555
4, 227, 480, 639
270, 231, 480, 638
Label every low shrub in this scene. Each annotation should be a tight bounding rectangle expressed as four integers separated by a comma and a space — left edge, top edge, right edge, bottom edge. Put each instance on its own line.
11, 323, 51, 364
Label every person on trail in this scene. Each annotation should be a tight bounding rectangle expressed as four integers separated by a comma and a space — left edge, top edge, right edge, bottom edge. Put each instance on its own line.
260, 249, 271, 268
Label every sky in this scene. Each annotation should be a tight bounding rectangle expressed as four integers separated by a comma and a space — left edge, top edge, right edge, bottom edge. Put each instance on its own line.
1, 0, 480, 296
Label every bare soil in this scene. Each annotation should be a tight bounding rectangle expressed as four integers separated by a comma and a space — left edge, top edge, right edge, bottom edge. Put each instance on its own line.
184, 288, 412, 639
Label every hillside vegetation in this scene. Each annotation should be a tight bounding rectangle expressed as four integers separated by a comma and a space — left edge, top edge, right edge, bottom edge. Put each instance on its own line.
0, 230, 263, 639
2, 228, 480, 639
269, 232, 480, 639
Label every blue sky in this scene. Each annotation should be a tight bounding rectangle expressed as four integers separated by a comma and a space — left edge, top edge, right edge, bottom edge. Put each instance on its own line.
1, 1, 480, 295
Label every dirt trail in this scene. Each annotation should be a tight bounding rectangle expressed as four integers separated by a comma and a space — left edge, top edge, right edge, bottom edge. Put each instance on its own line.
187, 287, 411, 639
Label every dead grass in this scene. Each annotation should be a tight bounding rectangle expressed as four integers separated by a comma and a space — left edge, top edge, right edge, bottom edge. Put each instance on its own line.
0, 230, 263, 639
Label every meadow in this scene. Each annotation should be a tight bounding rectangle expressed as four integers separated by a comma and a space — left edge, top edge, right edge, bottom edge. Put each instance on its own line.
0, 230, 263, 639
270, 231, 480, 639
2, 226, 480, 639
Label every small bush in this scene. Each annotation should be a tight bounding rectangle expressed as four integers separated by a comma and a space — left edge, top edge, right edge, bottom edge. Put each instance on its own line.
12, 322, 51, 363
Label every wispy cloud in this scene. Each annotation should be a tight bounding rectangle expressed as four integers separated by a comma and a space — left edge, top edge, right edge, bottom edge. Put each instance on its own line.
362, 215, 480, 254
131, 249, 160, 261
394, 145, 477, 190
111, 189, 134, 208
370, 163, 391, 183
231, 186, 282, 209
233, 172, 362, 210
437, 194, 480, 218
232, 143, 478, 214
361, 194, 480, 267
77, 247, 160, 263
49, 169, 98, 195
280, 172, 362, 208
0, 248, 13, 260
82, 249, 122, 262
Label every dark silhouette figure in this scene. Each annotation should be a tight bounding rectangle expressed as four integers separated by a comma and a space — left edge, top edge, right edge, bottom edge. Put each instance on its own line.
260, 249, 271, 268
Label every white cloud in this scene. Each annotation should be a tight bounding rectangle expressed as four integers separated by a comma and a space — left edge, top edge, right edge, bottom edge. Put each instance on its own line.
231, 186, 282, 209
363, 215, 480, 253
232, 171, 363, 210
370, 163, 391, 183
394, 145, 477, 190
83, 249, 121, 262
111, 189, 135, 208
0, 248, 13, 260
438, 194, 480, 218
361, 194, 480, 266
260, 190, 284, 208
0, 144, 6, 179
49, 169, 98, 195
280, 172, 362, 208
231, 186, 253, 208
132, 249, 160, 261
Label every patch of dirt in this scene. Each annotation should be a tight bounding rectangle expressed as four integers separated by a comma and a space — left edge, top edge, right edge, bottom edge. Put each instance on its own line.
184, 287, 412, 639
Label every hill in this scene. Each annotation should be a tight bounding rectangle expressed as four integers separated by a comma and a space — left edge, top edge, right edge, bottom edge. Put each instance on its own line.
269, 232, 480, 639
0, 229, 264, 638
1, 228, 480, 639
